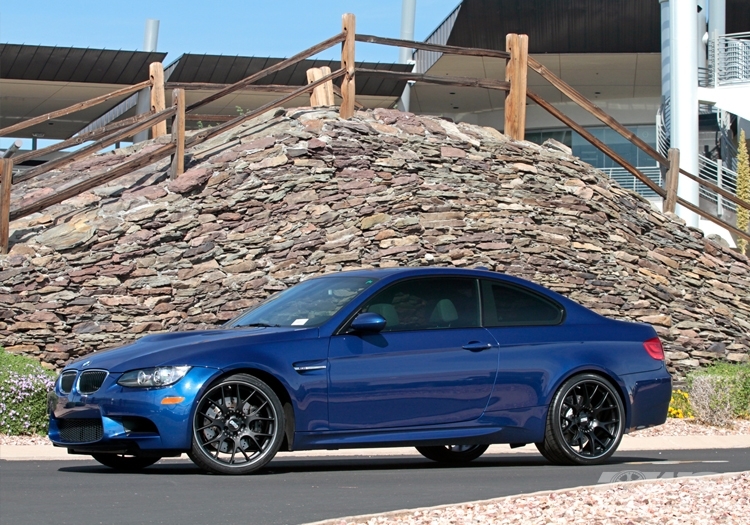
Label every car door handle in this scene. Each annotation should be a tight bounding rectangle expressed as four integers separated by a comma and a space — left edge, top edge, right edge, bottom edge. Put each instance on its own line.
462, 341, 493, 352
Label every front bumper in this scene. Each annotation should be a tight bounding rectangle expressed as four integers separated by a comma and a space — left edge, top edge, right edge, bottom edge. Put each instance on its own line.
48, 366, 218, 454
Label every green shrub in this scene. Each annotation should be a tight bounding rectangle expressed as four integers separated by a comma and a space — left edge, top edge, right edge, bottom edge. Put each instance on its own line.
0, 349, 56, 435
687, 363, 750, 426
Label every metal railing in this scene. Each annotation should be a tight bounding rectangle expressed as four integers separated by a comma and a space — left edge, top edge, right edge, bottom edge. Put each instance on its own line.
707, 32, 750, 86
599, 166, 663, 199
698, 154, 738, 215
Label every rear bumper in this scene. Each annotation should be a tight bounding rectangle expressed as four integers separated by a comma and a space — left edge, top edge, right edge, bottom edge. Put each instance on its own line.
621, 366, 672, 432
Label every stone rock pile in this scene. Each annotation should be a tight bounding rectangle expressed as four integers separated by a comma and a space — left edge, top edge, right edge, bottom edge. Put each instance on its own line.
0, 107, 748, 379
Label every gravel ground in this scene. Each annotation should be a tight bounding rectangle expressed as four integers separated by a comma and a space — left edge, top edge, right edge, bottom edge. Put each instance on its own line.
323, 472, 750, 525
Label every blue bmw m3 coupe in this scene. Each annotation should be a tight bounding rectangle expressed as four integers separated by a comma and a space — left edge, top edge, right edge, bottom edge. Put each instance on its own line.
48, 267, 671, 474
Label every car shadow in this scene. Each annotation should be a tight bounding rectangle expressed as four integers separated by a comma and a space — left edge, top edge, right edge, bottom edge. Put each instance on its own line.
56, 452, 664, 476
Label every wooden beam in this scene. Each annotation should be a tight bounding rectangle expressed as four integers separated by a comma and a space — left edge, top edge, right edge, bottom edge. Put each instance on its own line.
150, 63, 167, 139
170, 89, 186, 179
340, 14, 356, 119
504, 34, 528, 141
186, 32, 346, 113
166, 82, 297, 93
527, 90, 666, 198
527, 89, 749, 241
0, 159, 12, 254
10, 144, 175, 222
14, 107, 176, 184
0, 79, 152, 138
184, 114, 234, 122
332, 85, 365, 109
355, 68, 510, 91
12, 113, 152, 165
676, 196, 750, 243
187, 68, 346, 147
526, 61, 750, 214
355, 34, 510, 60
307, 67, 335, 107
664, 148, 680, 214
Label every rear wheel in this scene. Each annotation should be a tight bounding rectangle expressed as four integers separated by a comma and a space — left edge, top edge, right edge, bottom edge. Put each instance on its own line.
415, 444, 489, 464
91, 454, 160, 471
538, 374, 625, 465
189, 374, 284, 475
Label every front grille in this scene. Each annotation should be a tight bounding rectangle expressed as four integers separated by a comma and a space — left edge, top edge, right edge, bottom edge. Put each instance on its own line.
78, 370, 108, 394
59, 371, 77, 394
57, 418, 104, 443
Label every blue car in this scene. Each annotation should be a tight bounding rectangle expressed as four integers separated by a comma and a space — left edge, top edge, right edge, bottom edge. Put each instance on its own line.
48, 267, 671, 474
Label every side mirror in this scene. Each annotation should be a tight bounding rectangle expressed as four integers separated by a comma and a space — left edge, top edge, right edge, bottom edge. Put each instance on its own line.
350, 312, 387, 333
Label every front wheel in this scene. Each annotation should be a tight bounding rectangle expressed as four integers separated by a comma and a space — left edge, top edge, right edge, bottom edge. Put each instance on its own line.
415, 444, 489, 464
538, 373, 625, 465
91, 454, 160, 471
189, 374, 285, 475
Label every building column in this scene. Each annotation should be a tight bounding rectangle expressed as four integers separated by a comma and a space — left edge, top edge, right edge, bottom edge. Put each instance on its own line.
669, 0, 700, 227
134, 19, 160, 143
397, 0, 416, 113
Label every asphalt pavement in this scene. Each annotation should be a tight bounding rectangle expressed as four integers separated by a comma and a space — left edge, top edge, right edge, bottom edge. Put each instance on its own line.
1, 437, 749, 525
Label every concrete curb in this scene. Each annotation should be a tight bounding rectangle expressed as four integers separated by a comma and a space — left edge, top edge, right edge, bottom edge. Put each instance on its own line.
1, 433, 748, 461
300, 470, 750, 525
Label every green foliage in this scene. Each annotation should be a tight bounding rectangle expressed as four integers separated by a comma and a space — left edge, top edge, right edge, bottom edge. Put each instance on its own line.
737, 129, 750, 254
687, 362, 750, 424
0, 349, 56, 435
668, 389, 693, 418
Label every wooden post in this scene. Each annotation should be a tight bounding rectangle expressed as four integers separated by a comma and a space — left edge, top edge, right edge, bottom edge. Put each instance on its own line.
307, 67, 335, 106
170, 88, 186, 179
504, 33, 528, 141
340, 13, 356, 119
664, 148, 680, 214
150, 62, 167, 138
0, 159, 13, 254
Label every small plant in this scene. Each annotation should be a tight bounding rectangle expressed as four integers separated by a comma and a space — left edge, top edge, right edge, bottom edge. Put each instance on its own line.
737, 129, 749, 254
0, 349, 56, 435
667, 389, 693, 419
687, 362, 750, 426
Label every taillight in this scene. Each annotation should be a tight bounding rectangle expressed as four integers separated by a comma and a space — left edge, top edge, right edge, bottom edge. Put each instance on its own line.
643, 337, 664, 360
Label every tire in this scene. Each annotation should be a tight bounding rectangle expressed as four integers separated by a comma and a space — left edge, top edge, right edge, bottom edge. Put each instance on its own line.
91, 454, 160, 471
189, 374, 285, 475
538, 373, 625, 466
415, 444, 489, 464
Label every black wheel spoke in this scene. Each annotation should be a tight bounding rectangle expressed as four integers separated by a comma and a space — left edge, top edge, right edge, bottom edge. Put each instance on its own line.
554, 378, 623, 462
192, 376, 283, 473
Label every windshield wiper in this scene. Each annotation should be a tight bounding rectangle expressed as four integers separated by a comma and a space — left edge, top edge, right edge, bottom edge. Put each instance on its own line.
234, 322, 282, 328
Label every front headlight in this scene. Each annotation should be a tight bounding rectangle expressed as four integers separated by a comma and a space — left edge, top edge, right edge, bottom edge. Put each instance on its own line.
117, 366, 191, 388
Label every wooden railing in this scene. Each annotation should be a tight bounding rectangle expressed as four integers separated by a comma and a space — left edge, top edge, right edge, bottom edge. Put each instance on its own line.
2, 12, 746, 255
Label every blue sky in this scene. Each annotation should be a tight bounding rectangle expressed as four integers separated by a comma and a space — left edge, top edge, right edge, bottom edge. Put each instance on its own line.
0, 1, 460, 64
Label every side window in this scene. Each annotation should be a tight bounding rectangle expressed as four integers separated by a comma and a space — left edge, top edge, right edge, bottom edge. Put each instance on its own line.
362, 278, 480, 332
481, 280, 563, 327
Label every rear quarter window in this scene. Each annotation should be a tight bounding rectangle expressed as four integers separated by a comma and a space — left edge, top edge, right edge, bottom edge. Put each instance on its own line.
481, 279, 564, 327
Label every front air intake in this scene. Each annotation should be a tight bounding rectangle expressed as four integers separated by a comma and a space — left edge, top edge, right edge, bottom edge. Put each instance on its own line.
57, 418, 104, 443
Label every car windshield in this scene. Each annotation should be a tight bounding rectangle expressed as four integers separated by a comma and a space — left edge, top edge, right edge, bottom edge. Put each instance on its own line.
226, 276, 378, 328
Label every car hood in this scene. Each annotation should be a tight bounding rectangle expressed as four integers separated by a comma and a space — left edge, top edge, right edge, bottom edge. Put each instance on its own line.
67, 327, 319, 372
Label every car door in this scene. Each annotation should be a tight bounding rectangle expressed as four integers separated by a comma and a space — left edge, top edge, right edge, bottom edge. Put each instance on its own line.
327, 277, 498, 430
479, 278, 567, 412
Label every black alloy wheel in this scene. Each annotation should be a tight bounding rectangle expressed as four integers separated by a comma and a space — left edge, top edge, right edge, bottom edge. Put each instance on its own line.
415, 444, 489, 464
189, 374, 284, 475
91, 453, 161, 471
536, 373, 625, 465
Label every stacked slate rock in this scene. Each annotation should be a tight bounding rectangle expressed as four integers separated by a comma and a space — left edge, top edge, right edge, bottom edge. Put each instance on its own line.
0, 107, 748, 380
